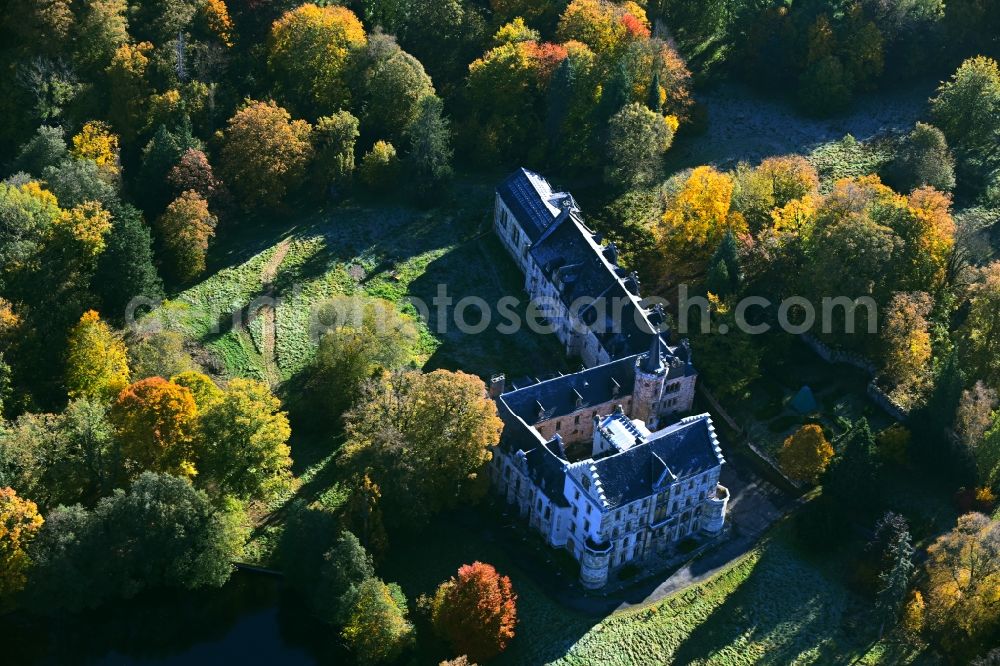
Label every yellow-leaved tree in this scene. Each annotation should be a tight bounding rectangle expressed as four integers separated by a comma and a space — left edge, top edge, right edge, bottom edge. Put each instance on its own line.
71, 120, 120, 177
268, 3, 366, 115
924, 513, 1000, 655
881, 291, 934, 408
656, 166, 748, 281
779, 424, 834, 484
65, 310, 130, 402
0, 487, 43, 605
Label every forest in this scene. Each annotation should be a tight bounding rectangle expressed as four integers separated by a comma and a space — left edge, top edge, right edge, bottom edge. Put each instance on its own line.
1, 0, 999, 664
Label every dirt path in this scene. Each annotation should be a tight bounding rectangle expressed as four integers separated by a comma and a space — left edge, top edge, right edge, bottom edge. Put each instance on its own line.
259, 238, 292, 386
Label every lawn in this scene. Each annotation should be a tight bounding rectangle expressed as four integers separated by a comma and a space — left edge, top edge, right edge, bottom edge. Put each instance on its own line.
143, 176, 570, 388
383, 508, 927, 665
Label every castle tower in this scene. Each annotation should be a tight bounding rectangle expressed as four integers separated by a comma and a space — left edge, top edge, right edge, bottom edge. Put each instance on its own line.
632, 331, 667, 428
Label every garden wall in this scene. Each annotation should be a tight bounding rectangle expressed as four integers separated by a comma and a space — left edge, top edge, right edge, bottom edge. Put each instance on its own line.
798, 334, 909, 423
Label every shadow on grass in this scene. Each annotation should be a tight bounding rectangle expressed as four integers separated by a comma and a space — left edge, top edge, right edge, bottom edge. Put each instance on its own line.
671, 531, 874, 665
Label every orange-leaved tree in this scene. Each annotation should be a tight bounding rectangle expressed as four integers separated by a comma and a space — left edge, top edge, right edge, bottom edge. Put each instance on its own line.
431, 561, 517, 662
109, 376, 199, 479
219, 100, 313, 209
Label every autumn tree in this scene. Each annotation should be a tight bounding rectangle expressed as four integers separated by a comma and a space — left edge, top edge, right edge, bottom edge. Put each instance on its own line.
880, 292, 933, 408
70, 120, 120, 178
605, 102, 675, 189
0, 487, 43, 604
358, 141, 400, 192
268, 3, 367, 115
956, 383, 1000, 487
198, 378, 293, 502
431, 561, 517, 662
65, 310, 130, 402
342, 577, 414, 664
731, 156, 819, 232
171, 370, 222, 411
556, 0, 646, 57
168, 148, 223, 202
962, 262, 1000, 386
312, 111, 360, 191
656, 166, 748, 280
342, 369, 502, 525
156, 190, 217, 284
465, 39, 567, 162
956, 382, 998, 453
779, 424, 834, 484
0, 180, 62, 287
219, 100, 313, 209
109, 377, 199, 478
924, 512, 1000, 657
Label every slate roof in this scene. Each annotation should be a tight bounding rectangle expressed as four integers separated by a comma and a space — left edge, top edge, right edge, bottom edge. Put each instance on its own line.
496, 168, 577, 243
499, 355, 640, 425
495, 397, 571, 507
522, 440, 571, 507
584, 414, 724, 509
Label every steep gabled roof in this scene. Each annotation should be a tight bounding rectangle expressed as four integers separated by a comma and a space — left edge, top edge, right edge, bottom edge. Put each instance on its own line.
584, 414, 725, 509
499, 355, 639, 425
496, 168, 575, 242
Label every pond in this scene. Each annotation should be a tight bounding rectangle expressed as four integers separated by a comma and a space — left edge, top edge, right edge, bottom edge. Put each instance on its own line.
1, 573, 349, 665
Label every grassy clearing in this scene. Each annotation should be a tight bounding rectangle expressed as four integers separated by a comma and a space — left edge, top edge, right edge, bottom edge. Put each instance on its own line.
385, 510, 922, 665
145, 178, 569, 385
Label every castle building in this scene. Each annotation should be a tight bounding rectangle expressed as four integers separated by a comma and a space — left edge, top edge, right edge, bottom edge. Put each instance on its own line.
487, 168, 729, 589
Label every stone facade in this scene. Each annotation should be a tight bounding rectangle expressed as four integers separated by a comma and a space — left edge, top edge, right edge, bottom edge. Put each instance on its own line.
488, 169, 728, 589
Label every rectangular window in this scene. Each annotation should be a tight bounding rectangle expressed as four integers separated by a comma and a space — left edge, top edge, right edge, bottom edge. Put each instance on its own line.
584, 520, 590, 532
574, 415, 580, 425
556, 421, 561, 431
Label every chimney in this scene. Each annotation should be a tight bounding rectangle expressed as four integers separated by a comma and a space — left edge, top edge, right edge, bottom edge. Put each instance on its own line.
489, 374, 506, 399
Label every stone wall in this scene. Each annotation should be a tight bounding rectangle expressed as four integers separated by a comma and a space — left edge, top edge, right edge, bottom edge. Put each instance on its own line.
799, 333, 876, 374
798, 334, 909, 422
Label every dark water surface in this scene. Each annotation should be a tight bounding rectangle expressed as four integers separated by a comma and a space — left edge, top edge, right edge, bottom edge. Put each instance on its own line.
2, 574, 349, 665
